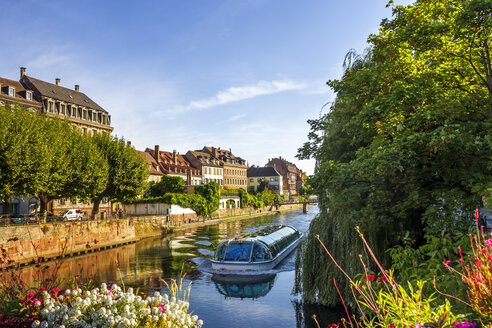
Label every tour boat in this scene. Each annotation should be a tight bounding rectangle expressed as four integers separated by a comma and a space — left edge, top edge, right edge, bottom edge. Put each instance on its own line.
211, 225, 303, 271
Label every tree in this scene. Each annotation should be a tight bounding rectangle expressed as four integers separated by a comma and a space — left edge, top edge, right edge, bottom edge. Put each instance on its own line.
295, 0, 492, 306
195, 181, 220, 217
147, 175, 185, 197
0, 105, 42, 214
91, 133, 148, 217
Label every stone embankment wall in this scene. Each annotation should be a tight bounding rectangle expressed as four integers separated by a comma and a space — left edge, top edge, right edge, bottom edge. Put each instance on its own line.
1, 204, 301, 265
0, 220, 136, 265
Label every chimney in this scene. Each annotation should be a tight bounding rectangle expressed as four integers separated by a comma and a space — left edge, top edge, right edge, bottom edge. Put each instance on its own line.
20, 67, 26, 79
75, 85, 80, 92
173, 150, 177, 164
212, 147, 218, 158
55, 78, 60, 86
154, 145, 160, 163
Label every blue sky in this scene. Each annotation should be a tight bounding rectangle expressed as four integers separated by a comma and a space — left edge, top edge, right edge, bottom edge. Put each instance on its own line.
0, 0, 411, 174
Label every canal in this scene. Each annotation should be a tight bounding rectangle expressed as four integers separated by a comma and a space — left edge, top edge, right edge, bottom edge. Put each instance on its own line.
23, 206, 345, 327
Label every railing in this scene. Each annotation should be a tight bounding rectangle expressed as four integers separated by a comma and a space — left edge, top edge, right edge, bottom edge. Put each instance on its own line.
0, 213, 130, 227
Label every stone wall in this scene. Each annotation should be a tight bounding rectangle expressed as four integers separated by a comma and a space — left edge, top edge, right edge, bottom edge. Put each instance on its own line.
0, 220, 136, 264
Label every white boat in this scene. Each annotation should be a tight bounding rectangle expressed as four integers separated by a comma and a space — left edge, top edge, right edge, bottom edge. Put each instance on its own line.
211, 225, 303, 271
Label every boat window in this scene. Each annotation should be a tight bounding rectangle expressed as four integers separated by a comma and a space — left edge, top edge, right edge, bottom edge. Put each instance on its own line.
251, 242, 271, 261
223, 242, 253, 262
214, 244, 227, 260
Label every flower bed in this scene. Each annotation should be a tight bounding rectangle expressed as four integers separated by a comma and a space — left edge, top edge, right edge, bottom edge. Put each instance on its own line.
30, 283, 203, 328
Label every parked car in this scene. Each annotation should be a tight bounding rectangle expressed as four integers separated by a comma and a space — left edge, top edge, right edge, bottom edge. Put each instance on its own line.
60, 209, 83, 221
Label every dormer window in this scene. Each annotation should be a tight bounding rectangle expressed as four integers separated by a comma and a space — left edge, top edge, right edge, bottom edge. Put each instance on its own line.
26, 91, 32, 101
8, 87, 15, 97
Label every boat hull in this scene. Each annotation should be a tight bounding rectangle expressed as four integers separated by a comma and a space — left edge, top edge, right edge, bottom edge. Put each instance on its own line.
211, 234, 302, 271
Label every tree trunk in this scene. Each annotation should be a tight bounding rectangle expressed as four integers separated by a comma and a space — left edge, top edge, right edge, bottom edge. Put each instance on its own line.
38, 194, 49, 223
2, 197, 10, 225
91, 197, 102, 220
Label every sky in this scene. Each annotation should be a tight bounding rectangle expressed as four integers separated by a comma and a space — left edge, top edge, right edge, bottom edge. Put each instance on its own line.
0, 0, 412, 174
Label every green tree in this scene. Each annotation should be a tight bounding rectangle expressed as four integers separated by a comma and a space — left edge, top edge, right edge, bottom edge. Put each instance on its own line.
91, 133, 148, 217
147, 175, 185, 197
0, 105, 42, 214
195, 181, 220, 217
29, 116, 78, 216
296, 0, 492, 306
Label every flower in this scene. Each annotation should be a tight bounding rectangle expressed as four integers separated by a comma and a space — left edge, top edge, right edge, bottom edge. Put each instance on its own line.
453, 321, 477, 328
485, 239, 492, 245
157, 304, 166, 313
378, 276, 388, 283
26, 291, 36, 300
363, 274, 375, 281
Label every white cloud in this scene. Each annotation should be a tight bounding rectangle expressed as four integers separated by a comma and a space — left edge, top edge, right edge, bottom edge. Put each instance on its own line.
227, 113, 246, 121
168, 79, 305, 114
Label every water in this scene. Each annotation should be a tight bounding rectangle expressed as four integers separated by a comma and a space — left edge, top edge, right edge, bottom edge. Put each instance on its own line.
23, 206, 345, 327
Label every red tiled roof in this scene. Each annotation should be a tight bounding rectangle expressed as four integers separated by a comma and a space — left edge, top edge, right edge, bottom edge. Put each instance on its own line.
145, 148, 201, 176
138, 151, 164, 176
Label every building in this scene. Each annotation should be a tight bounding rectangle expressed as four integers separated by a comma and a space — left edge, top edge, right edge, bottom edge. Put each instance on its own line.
138, 151, 165, 184
186, 150, 223, 186
201, 146, 247, 189
145, 146, 202, 185
0, 77, 42, 110
247, 166, 283, 195
20, 67, 113, 135
266, 157, 299, 200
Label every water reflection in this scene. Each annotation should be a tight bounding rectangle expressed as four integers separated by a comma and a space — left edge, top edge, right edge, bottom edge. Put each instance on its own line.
212, 274, 276, 299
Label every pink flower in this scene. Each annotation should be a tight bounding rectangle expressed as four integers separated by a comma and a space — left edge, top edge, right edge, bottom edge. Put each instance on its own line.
442, 260, 451, 266
475, 209, 479, 221
40, 287, 46, 293
389, 324, 395, 328
157, 304, 166, 313
485, 239, 492, 245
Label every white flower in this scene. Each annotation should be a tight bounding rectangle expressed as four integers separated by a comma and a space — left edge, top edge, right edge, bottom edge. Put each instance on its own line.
65, 290, 71, 296
31, 320, 40, 328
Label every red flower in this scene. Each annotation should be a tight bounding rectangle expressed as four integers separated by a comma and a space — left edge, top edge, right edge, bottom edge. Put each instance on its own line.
378, 276, 388, 283
364, 274, 375, 281
26, 291, 36, 300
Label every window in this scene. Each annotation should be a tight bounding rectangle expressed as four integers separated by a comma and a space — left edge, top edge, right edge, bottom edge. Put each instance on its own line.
82, 127, 87, 135
26, 91, 32, 100
8, 87, 15, 97
48, 102, 54, 113
250, 178, 253, 182
61, 104, 66, 115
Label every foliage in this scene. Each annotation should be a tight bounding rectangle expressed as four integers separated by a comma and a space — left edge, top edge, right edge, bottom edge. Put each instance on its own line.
0, 105, 109, 216
387, 230, 472, 313
91, 133, 148, 217
147, 175, 185, 197
238, 188, 283, 209
444, 210, 492, 322
312, 231, 473, 328
296, 0, 492, 306
129, 182, 220, 217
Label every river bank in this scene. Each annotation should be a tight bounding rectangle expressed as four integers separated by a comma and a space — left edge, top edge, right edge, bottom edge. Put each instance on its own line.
135, 203, 303, 238
0, 204, 303, 266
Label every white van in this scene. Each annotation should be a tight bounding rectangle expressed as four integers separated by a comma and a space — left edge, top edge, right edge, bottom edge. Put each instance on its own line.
60, 209, 83, 221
